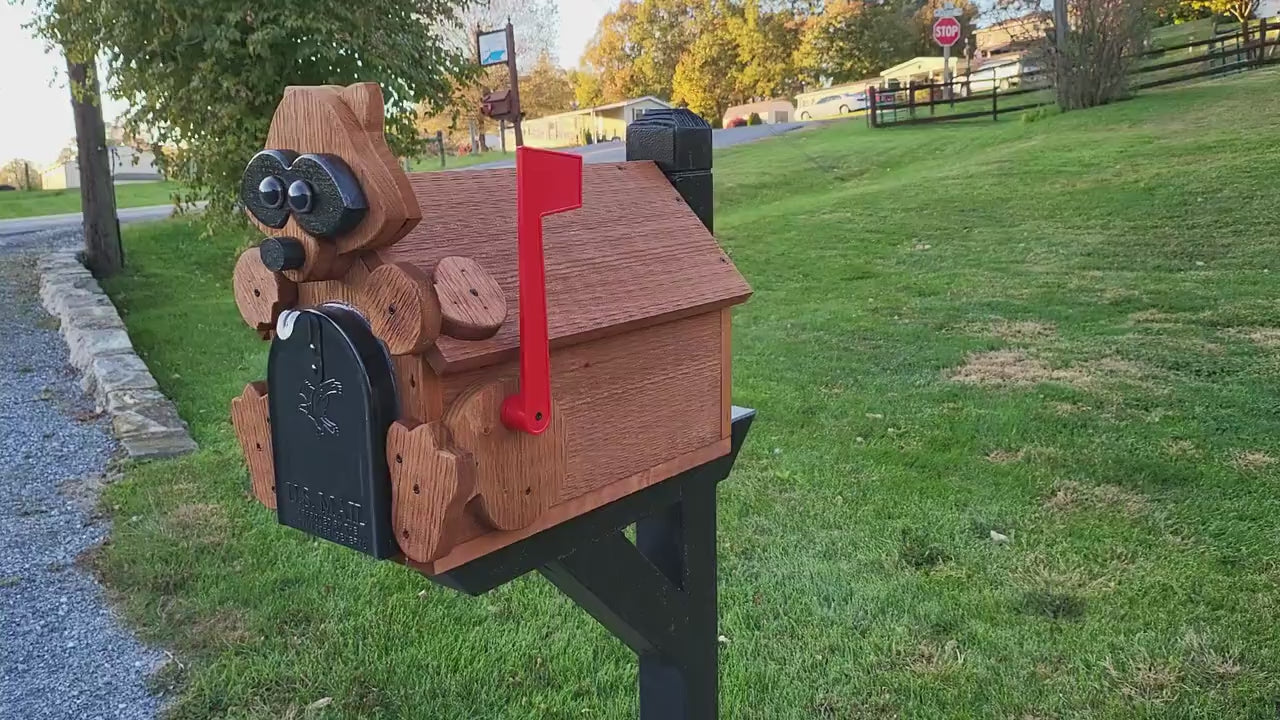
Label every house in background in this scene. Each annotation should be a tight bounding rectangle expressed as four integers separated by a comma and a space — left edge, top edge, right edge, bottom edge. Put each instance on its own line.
505, 96, 673, 149
41, 145, 162, 190
722, 99, 796, 127
880, 57, 972, 88
975, 11, 1052, 56
961, 53, 1040, 93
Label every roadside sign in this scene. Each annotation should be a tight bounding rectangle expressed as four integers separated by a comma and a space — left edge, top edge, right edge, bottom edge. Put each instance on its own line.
933, 17, 962, 48
477, 29, 509, 66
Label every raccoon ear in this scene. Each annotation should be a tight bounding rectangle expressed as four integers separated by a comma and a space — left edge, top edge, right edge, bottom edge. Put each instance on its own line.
340, 83, 385, 136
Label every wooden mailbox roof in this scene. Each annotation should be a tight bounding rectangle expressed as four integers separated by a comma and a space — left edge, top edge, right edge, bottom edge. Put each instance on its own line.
386, 161, 750, 374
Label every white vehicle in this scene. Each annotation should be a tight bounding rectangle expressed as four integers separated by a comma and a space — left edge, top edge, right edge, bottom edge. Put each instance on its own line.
798, 92, 866, 120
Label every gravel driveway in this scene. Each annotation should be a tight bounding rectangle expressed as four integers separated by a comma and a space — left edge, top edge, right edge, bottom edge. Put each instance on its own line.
0, 228, 163, 719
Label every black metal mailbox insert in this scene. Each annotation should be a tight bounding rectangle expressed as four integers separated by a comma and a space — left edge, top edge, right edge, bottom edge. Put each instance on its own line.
269, 304, 398, 558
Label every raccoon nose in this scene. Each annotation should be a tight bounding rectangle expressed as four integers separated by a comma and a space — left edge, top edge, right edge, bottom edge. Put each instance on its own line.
259, 237, 306, 272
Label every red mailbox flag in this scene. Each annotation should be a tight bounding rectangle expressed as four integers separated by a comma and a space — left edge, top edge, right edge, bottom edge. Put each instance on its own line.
501, 146, 584, 435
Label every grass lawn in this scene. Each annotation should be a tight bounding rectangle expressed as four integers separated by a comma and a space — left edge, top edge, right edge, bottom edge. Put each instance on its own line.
409, 150, 511, 172
97, 71, 1280, 718
0, 181, 178, 220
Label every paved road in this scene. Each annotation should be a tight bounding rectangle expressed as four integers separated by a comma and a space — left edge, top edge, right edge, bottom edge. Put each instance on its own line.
461, 122, 806, 170
0, 204, 194, 240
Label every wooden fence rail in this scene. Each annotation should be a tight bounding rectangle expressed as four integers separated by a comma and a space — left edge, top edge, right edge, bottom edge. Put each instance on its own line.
869, 21, 1280, 129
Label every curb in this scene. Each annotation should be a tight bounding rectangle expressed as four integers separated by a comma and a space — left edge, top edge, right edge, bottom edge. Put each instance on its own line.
36, 250, 198, 460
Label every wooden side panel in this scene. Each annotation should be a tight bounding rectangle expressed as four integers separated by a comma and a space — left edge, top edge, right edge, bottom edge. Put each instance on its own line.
392, 354, 443, 424
295, 257, 370, 309
721, 307, 732, 440
386, 163, 751, 372
418, 438, 729, 574
387, 421, 475, 563
230, 382, 276, 510
440, 311, 724, 502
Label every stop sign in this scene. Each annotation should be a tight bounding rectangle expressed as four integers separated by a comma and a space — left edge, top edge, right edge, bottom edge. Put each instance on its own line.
933, 17, 961, 47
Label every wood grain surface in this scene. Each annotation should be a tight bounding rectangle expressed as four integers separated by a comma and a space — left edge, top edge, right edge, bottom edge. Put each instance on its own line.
295, 257, 372, 311
440, 311, 723, 497
232, 248, 297, 338
414, 437, 730, 574
392, 354, 443, 424
721, 307, 733, 440
256, 84, 420, 280
387, 421, 475, 563
362, 261, 441, 355
444, 380, 566, 531
384, 163, 751, 373
433, 256, 507, 340
230, 382, 276, 509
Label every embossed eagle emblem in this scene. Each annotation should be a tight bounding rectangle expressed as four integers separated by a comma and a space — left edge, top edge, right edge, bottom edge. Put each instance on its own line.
298, 378, 343, 436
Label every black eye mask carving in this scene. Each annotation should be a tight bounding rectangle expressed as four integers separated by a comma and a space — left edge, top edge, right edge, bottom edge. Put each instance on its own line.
240, 150, 368, 239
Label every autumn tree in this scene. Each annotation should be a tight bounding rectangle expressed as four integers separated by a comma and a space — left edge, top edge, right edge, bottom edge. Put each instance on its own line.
672, 14, 744, 123
797, 0, 918, 85
520, 53, 576, 119
581, 0, 700, 102
567, 68, 605, 109
733, 0, 805, 100
0, 159, 42, 190
1188, 0, 1259, 23
31, 0, 472, 223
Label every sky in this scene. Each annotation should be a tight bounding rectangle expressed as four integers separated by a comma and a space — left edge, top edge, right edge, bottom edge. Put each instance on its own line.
0, 0, 611, 170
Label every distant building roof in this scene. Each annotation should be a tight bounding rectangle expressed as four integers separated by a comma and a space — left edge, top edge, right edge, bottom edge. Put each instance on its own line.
529, 96, 673, 123
880, 56, 971, 79
975, 11, 1052, 53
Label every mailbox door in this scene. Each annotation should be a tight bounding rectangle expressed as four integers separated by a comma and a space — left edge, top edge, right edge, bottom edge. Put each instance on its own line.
268, 304, 398, 559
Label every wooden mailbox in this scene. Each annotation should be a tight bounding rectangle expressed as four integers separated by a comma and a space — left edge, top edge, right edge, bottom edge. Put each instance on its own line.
229, 83, 754, 717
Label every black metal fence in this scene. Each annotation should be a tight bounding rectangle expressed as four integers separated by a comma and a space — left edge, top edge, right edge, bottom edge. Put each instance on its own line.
869, 19, 1280, 128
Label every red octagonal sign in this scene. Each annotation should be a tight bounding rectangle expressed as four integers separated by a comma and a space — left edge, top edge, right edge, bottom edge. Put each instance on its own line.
933, 16, 961, 47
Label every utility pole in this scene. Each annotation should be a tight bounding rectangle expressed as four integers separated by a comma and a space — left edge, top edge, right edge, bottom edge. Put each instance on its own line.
66, 56, 123, 277
477, 21, 524, 148
505, 22, 523, 147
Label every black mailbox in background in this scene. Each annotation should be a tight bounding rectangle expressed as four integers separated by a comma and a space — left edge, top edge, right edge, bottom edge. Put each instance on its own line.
268, 304, 399, 559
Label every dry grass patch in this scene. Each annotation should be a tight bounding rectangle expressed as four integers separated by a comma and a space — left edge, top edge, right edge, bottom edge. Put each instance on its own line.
948, 350, 1087, 387
949, 350, 1153, 389
904, 639, 965, 675
190, 608, 254, 649
1162, 439, 1200, 458
1050, 401, 1091, 415
1226, 327, 1280, 349
1229, 450, 1276, 472
989, 319, 1056, 342
1105, 653, 1185, 705
1044, 480, 1148, 518
1128, 308, 1186, 325
986, 449, 1025, 464
165, 502, 230, 545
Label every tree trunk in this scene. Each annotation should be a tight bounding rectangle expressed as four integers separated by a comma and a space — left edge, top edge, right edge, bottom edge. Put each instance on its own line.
66, 56, 123, 278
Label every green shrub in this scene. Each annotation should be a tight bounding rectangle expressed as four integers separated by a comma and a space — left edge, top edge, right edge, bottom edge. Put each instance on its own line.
747, 112, 763, 125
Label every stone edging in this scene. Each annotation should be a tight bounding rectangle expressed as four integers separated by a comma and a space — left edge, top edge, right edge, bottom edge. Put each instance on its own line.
37, 250, 197, 460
